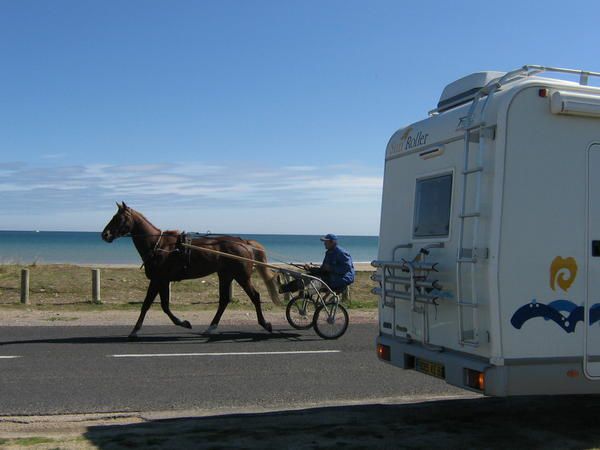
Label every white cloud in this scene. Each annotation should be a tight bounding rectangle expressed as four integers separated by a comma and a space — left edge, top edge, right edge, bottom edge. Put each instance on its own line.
0, 161, 383, 233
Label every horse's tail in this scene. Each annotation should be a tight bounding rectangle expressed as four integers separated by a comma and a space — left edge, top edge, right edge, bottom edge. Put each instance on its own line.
248, 240, 282, 306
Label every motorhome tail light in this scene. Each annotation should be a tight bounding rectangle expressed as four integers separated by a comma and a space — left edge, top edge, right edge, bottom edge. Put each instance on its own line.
538, 88, 549, 97
377, 343, 391, 361
566, 369, 579, 378
465, 369, 485, 391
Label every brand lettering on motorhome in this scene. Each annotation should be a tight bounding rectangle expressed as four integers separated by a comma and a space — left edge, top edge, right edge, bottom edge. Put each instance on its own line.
404, 131, 429, 150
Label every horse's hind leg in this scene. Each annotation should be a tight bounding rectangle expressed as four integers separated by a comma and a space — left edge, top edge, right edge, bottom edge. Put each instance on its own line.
159, 282, 192, 330
129, 279, 159, 339
206, 273, 233, 334
237, 276, 272, 333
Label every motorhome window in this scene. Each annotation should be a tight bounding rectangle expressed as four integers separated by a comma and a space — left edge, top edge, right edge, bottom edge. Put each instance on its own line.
413, 174, 452, 238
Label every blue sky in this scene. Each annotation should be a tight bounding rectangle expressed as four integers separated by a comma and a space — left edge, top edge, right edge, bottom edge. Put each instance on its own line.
1, 0, 599, 234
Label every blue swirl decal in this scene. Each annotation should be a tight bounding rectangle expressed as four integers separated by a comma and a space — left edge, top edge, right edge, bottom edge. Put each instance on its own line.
591, 304, 600, 325
547, 299, 579, 315
510, 300, 600, 333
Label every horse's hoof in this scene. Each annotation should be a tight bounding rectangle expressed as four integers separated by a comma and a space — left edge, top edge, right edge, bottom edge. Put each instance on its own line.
264, 322, 273, 333
204, 324, 218, 335
181, 320, 192, 329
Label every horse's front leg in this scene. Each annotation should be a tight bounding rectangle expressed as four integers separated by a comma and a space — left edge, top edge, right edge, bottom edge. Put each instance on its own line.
159, 282, 191, 329
129, 279, 160, 339
205, 273, 233, 334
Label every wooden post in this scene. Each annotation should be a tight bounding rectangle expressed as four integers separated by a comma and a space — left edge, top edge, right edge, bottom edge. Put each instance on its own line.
282, 274, 291, 303
92, 269, 101, 304
20, 269, 29, 304
342, 286, 351, 305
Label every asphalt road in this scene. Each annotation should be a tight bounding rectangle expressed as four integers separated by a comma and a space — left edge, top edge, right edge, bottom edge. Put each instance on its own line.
0, 323, 468, 415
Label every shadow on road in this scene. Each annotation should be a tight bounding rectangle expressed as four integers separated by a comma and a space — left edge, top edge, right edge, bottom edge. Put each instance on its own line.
82, 396, 600, 449
0, 330, 306, 346
197, 330, 311, 343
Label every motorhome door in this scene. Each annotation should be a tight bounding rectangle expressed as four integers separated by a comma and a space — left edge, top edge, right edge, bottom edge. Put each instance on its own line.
585, 143, 600, 378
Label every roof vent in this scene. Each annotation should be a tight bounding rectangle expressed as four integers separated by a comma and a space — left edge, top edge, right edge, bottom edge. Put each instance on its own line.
437, 71, 506, 112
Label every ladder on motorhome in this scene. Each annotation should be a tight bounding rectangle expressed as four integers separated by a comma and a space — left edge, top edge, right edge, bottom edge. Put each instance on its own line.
455, 89, 495, 347
455, 126, 482, 346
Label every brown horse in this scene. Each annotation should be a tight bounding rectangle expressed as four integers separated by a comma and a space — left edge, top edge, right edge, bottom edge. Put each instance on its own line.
101, 202, 281, 338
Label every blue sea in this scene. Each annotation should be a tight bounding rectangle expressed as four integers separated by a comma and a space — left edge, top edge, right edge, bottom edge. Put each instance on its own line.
0, 231, 378, 265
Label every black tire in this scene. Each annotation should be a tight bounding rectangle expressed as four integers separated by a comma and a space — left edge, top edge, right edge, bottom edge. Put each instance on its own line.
286, 295, 318, 330
313, 302, 349, 339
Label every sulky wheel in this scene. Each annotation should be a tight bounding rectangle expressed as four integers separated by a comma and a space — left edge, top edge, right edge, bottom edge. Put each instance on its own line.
286, 295, 318, 330
313, 302, 349, 339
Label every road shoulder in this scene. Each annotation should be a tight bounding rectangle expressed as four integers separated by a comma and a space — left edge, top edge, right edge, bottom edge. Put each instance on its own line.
0, 308, 378, 327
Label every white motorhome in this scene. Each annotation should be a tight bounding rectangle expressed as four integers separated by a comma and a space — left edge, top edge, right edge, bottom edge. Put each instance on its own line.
373, 65, 600, 396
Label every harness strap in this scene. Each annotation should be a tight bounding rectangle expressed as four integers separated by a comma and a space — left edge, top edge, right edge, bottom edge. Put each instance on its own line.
153, 231, 163, 253
139, 231, 164, 270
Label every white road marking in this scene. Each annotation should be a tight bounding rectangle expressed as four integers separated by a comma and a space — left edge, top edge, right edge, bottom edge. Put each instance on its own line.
0, 356, 21, 359
109, 350, 341, 358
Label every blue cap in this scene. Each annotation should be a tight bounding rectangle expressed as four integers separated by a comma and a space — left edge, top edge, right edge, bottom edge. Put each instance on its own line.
320, 233, 338, 241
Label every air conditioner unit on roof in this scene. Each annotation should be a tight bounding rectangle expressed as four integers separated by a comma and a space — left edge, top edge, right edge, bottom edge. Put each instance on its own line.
437, 71, 506, 112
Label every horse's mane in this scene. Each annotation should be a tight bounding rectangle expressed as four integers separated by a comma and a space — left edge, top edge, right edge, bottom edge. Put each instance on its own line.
129, 208, 182, 237
129, 208, 159, 231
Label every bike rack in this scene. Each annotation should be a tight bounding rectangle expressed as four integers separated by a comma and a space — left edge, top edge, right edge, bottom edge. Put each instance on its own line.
372, 243, 444, 350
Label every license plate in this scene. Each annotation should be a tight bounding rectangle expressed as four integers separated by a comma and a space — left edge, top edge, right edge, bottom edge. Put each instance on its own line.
415, 358, 445, 379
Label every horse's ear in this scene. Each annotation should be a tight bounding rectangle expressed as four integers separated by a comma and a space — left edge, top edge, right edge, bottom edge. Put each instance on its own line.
116, 201, 123, 210
122, 201, 129, 210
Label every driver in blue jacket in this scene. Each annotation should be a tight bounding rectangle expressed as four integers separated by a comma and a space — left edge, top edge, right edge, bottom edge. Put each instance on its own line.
306, 234, 355, 292
280, 234, 355, 294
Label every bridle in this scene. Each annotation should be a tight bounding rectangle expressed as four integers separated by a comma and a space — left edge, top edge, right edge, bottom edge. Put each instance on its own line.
111, 210, 137, 239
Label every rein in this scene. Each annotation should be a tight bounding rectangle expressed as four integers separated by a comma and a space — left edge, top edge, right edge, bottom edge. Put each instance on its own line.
134, 232, 302, 267
113, 209, 298, 268
123, 230, 270, 270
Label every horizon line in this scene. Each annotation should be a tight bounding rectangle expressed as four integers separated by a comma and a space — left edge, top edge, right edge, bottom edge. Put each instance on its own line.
0, 229, 379, 238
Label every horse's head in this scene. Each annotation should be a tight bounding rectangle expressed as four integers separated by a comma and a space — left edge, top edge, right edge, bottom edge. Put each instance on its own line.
101, 202, 135, 242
